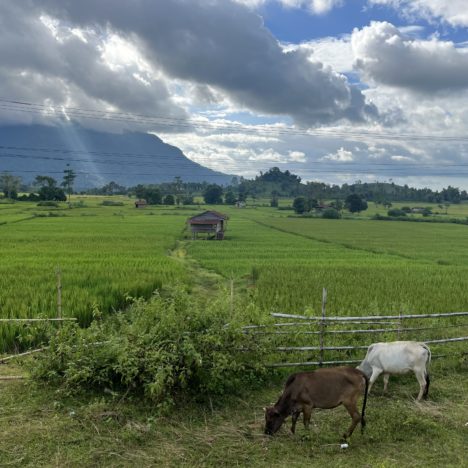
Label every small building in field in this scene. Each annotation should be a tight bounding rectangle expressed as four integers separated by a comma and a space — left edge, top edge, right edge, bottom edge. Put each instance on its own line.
187, 210, 229, 240
135, 199, 148, 208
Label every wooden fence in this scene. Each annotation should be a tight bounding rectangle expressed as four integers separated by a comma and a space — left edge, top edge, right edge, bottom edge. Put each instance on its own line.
243, 288, 468, 368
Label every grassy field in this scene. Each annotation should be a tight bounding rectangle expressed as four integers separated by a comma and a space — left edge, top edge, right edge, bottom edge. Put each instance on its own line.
1, 360, 467, 467
1, 198, 467, 466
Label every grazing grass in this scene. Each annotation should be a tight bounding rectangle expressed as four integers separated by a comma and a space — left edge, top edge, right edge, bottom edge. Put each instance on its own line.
0, 359, 466, 466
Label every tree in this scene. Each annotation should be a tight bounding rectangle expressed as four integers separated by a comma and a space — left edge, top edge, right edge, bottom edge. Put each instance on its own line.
61, 165, 77, 202
330, 199, 343, 212
293, 196, 307, 214
270, 193, 278, 208
35, 175, 57, 188
135, 185, 162, 205
34, 175, 66, 201
203, 184, 223, 204
345, 194, 368, 214
0, 172, 21, 199
101, 181, 126, 195
224, 190, 237, 205
163, 194, 175, 205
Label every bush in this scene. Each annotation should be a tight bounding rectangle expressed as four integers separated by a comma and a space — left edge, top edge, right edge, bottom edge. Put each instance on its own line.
163, 194, 175, 205
37, 201, 59, 207
292, 196, 307, 214
31, 287, 268, 412
388, 208, 407, 217
322, 208, 341, 219
101, 200, 124, 206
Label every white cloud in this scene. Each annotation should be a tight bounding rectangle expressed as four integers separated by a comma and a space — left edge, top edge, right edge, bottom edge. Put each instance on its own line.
283, 36, 354, 74
235, 0, 343, 14
322, 147, 354, 161
368, 0, 468, 27
352, 21, 468, 93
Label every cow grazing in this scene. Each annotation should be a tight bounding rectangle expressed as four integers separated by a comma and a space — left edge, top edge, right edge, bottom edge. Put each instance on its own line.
264, 367, 368, 441
357, 341, 431, 401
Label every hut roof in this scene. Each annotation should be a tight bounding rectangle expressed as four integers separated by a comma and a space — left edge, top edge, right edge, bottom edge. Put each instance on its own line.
188, 210, 229, 224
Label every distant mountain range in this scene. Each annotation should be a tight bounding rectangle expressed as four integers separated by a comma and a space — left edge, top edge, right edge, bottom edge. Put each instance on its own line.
0, 124, 231, 189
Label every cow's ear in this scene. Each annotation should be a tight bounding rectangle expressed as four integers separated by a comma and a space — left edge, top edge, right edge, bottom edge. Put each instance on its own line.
263, 407, 267, 413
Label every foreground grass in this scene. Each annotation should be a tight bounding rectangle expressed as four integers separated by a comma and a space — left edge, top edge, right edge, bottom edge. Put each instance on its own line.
1, 360, 466, 467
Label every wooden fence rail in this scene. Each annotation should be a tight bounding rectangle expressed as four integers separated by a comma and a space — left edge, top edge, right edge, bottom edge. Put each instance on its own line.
273, 336, 468, 353
271, 311, 468, 322
245, 324, 465, 336
0, 318, 77, 322
264, 289, 468, 367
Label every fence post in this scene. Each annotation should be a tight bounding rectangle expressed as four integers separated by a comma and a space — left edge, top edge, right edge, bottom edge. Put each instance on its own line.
230, 276, 234, 317
56, 267, 62, 324
319, 288, 327, 367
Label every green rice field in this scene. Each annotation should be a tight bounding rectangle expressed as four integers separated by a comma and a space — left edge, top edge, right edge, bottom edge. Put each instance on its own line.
2, 198, 468, 352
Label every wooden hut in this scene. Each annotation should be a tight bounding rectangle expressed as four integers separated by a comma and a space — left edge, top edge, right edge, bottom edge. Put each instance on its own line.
135, 199, 147, 208
187, 210, 228, 240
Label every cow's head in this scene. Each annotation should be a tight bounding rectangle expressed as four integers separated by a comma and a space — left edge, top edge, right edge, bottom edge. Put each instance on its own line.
357, 360, 373, 378
264, 406, 284, 435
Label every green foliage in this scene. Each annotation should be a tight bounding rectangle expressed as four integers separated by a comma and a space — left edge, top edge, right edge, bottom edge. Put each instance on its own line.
134, 185, 162, 205
61, 165, 77, 201
38, 186, 67, 201
37, 201, 59, 207
203, 184, 223, 204
388, 208, 407, 217
345, 193, 368, 213
292, 196, 307, 214
0, 171, 21, 199
32, 287, 268, 411
224, 190, 237, 205
163, 194, 175, 205
100, 200, 125, 206
321, 207, 341, 219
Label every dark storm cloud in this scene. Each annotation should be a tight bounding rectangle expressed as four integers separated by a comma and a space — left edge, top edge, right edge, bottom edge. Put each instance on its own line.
33, 0, 377, 125
0, 2, 188, 129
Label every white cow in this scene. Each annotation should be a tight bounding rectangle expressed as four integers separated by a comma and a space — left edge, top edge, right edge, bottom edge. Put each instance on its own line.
357, 341, 431, 401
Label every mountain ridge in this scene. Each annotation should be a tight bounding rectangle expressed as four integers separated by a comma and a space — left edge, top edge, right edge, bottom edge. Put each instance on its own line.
0, 124, 231, 189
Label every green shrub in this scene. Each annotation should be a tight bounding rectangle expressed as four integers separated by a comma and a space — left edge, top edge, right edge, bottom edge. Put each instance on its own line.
37, 201, 59, 207
388, 208, 407, 217
100, 200, 124, 206
322, 208, 341, 219
31, 287, 268, 412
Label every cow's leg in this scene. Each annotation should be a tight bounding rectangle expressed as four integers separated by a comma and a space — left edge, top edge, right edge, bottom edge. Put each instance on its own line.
291, 409, 301, 434
302, 405, 313, 430
342, 399, 361, 440
368, 367, 382, 394
414, 368, 427, 401
383, 373, 390, 394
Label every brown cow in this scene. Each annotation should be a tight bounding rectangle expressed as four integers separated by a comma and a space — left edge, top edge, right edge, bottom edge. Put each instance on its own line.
264, 367, 369, 441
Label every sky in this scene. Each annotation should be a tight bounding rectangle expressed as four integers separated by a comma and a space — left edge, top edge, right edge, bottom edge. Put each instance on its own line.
1, 0, 468, 189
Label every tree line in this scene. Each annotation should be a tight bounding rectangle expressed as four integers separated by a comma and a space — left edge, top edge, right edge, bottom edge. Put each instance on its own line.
1, 166, 467, 206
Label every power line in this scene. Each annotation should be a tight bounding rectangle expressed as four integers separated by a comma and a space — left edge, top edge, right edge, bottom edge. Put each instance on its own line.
2, 98, 468, 142
1, 145, 467, 169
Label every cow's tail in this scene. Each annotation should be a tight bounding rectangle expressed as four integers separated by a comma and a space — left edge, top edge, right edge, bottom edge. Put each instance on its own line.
422, 344, 432, 399
360, 373, 369, 433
